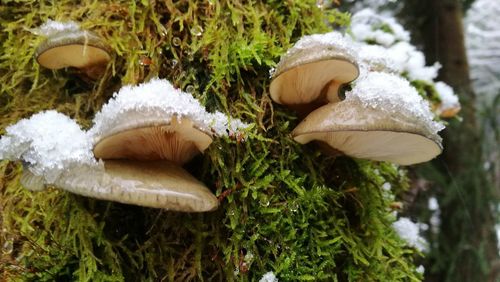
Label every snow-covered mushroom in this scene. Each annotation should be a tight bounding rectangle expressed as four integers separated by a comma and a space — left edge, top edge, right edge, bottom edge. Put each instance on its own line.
0, 107, 246, 212
34, 20, 110, 79
90, 79, 247, 164
269, 32, 359, 113
88, 78, 248, 211
292, 72, 444, 165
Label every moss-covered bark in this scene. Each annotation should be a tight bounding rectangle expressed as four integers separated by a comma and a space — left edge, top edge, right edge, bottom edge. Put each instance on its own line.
1, 1, 421, 281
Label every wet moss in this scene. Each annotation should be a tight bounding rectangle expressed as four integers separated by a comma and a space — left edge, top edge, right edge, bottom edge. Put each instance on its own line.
1, 0, 421, 280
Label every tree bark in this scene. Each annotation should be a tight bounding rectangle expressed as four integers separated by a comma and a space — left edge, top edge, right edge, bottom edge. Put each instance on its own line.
402, 0, 499, 281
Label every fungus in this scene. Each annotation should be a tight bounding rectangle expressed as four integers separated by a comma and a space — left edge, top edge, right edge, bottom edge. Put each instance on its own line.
57, 160, 218, 212
0, 99, 247, 211
269, 32, 359, 114
93, 116, 213, 165
34, 20, 111, 79
292, 72, 444, 165
88, 78, 249, 211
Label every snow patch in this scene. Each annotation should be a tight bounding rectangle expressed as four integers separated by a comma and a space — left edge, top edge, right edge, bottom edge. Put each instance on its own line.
392, 217, 428, 252
0, 111, 97, 184
350, 9, 410, 47
346, 72, 444, 135
259, 271, 278, 282
32, 19, 80, 37
434, 82, 460, 112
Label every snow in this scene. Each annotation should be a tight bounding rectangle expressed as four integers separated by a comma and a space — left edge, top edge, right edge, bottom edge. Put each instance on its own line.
32, 19, 80, 37
356, 43, 398, 73
388, 42, 441, 82
350, 9, 410, 47
466, 0, 500, 100
346, 72, 445, 135
350, 10, 441, 84
272, 31, 358, 78
428, 197, 439, 211
392, 217, 428, 252
90, 78, 248, 140
0, 111, 97, 184
428, 197, 441, 234
259, 272, 278, 282
382, 182, 392, 191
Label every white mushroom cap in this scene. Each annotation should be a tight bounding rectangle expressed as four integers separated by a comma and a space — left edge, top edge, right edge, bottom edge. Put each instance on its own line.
270, 32, 359, 110
56, 160, 219, 212
93, 116, 213, 164
292, 100, 443, 165
35, 30, 110, 79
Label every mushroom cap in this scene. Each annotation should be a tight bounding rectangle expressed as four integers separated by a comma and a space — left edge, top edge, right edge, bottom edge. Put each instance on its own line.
57, 160, 219, 212
270, 37, 359, 108
93, 116, 213, 165
35, 30, 111, 70
292, 101, 443, 165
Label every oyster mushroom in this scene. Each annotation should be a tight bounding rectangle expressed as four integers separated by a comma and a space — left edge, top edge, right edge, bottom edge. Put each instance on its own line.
93, 116, 213, 165
57, 160, 218, 211
270, 32, 359, 114
292, 100, 443, 165
88, 78, 247, 211
34, 20, 110, 79
292, 72, 444, 165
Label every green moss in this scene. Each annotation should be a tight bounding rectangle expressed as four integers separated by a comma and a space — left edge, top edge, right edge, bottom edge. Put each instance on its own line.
1, 1, 421, 281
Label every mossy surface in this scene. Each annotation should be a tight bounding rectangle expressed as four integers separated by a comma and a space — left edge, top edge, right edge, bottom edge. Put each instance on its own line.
1, 1, 421, 281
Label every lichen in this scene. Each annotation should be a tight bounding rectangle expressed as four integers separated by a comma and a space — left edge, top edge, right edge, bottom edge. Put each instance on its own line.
1, 1, 421, 281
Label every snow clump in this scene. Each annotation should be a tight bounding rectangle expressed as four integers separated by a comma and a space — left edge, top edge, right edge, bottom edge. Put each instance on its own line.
392, 217, 428, 252
259, 271, 278, 282
346, 72, 445, 136
0, 111, 97, 184
350, 9, 409, 47
32, 19, 80, 37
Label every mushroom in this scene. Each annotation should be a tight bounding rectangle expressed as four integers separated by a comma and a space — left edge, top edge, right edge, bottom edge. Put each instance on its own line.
269, 32, 359, 114
20, 166, 46, 191
292, 100, 443, 165
292, 72, 444, 165
93, 116, 213, 165
57, 160, 218, 212
88, 78, 247, 211
34, 21, 110, 79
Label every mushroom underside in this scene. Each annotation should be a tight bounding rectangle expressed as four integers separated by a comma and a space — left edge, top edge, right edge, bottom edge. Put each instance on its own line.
93, 123, 212, 164
36, 44, 110, 69
294, 130, 442, 165
20, 169, 46, 191
57, 160, 219, 212
270, 59, 359, 106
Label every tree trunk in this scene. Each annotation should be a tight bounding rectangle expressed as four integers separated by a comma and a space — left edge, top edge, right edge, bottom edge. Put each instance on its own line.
403, 0, 499, 281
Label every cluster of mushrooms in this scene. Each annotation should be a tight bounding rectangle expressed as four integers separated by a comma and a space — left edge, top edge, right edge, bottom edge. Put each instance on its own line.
269, 32, 443, 165
0, 22, 445, 213
0, 21, 250, 212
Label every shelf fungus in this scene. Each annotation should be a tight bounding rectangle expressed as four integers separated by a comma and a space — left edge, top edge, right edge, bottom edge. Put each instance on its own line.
89, 78, 248, 211
292, 72, 444, 165
270, 32, 359, 114
0, 80, 248, 212
33, 20, 111, 79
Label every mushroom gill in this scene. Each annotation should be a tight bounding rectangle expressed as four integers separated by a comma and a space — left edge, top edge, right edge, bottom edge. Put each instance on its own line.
93, 117, 212, 165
